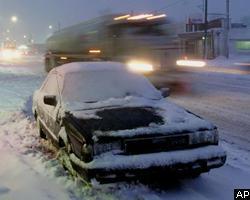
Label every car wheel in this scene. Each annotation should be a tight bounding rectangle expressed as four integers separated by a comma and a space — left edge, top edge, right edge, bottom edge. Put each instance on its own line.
63, 138, 72, 154
81, 144, 93, 163
58, 132, 72, 154
36, 118, 47, 139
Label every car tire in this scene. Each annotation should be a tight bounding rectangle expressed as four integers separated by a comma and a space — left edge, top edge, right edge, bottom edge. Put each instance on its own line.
63, 138, 72, 155
58, 133, 72, 154
81, 144, 93, 163
36, 118, 47, 139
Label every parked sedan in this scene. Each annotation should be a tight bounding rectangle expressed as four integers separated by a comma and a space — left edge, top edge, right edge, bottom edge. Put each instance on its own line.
32, 62, 226, 182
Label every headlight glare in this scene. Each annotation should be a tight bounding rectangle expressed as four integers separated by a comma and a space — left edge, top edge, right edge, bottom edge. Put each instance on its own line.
127, 60, 154, 73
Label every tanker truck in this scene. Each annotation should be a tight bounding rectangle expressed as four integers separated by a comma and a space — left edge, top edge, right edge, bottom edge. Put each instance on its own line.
47, 14, 181, 69
45, 14, 185, 89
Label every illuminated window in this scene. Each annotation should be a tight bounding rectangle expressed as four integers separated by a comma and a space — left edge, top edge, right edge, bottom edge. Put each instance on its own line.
236, 41, 250, 50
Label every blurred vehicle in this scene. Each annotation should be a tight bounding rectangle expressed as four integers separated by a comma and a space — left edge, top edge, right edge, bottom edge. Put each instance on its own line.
33, 62, 226, 182
45, 14, 185, 89
0, 41, 21, 60
17, 45, 30, 56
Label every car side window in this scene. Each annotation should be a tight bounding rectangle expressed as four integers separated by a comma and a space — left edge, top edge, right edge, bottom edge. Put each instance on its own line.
42, 73, 61, 96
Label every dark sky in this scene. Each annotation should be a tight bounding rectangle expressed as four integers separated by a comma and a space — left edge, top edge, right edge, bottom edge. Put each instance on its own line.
0, 0, 249, 43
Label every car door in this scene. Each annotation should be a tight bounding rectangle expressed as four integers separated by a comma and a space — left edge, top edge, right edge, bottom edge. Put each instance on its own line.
38, 72, 62, 141
48, 73, 63, 139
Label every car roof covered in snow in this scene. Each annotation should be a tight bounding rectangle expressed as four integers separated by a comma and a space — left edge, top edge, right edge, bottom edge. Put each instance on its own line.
51, 62, 126, 75
54, 61, 162, 103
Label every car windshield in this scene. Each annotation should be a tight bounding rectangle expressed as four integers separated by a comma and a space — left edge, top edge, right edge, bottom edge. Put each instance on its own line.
62, 69, 162, 103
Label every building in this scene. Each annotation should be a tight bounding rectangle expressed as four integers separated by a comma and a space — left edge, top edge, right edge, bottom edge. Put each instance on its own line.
229, 24, 250, 55
175, 14, 250, 59
178, 17, 228, 59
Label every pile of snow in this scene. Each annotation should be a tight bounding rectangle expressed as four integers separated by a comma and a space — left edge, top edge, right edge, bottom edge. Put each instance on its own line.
221, 140, 250, 173
0, 112, 75, 199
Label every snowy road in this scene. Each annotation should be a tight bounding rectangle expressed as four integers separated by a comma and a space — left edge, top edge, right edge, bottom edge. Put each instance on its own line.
0, 58, 249, 200
170, 71, 250, 153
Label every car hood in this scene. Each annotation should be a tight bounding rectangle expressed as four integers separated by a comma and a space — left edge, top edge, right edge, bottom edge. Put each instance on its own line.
64, 96, 215, 138
71, 106, 163, 133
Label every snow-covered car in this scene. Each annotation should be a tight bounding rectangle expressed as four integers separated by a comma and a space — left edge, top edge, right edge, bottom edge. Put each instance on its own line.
32, 62, 226, 181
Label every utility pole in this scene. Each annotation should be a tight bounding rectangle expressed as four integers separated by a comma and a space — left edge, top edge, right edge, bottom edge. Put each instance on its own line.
203, 0, 208, 59
57, 22, 61, 31
225, 0, 230, 58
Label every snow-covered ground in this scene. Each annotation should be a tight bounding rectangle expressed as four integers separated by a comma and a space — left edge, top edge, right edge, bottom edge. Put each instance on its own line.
0, 56, 250, 200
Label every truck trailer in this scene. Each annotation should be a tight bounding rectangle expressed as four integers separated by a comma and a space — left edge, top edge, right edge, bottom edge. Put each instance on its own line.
47, 14, 181, 69
45, 14, 186, 90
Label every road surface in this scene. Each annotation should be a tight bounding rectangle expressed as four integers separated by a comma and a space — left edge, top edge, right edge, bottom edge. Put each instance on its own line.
170, 70, 250, 151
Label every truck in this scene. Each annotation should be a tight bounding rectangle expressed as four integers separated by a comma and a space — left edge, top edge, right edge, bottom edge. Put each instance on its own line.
45, 14, 182, 71
45, 14, 185, 90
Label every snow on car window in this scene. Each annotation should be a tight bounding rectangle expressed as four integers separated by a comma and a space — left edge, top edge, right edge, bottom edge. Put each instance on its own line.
62, 69, 162, 103
42, 73, 60, 95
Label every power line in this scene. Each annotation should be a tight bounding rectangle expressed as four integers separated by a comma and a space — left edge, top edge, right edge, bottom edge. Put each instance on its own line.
153, 0, 187, 13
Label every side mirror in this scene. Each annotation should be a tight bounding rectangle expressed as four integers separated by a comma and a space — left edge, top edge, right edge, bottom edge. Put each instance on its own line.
44, 95, 57, 106
160, 88, 170, 98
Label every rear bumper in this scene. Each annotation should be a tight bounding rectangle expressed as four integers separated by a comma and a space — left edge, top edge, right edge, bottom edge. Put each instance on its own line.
70, 145, 226, 181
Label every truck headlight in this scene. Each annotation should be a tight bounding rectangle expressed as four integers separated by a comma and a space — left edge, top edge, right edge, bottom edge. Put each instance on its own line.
127, 60, 154, 73
176, 59, 206, 68
93, 141, 122, 155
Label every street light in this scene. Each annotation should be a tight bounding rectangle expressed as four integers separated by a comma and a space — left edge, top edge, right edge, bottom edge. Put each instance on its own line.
49, 25, 53, 29
11, 16, 18, 23
23, 35, 27, 39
